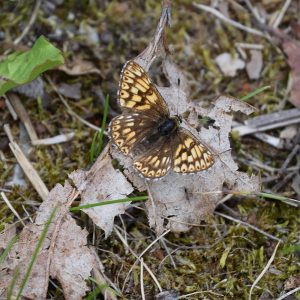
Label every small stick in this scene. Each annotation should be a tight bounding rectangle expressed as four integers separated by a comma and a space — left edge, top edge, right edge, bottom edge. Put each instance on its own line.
114, 227, 163, 293
32, 132, 75, 146
14, 0, 42, 45
249, 241, 281, 300
8, 93, 39, 142
272, 0, 292, 28
193, 3, 266, 37
47, 76, 106, 134
4, 96, 18, 120
1, 192, 26, 226
276, 286, 300, 300
215, 211, 282, 242
4, 124, 49, 201
140, 258, 145, 300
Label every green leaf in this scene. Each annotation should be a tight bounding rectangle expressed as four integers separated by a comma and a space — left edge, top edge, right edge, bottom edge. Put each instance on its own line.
0, 36, 64, 96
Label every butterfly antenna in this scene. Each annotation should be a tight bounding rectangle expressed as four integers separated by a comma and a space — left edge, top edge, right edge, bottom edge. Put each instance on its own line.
176, 77, 180, 117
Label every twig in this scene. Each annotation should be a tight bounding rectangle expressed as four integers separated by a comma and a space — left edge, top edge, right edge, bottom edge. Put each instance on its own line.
280, 145, 300, 171
47, 76, 106, 134
215, 211, 282, 242
178, 290, 224, 299
4, 124, 49, 201
244, 0, 265, 24
14, 0, 42, 45
114, 227, 163, 293
160, 237, 177, 269
8, 93, 38, 142
276, 286, 300, 300
140, 258, 145, 300
1, 192, 26, 227
4, 96, 18, 120
249, 241, 281, 300
121, 229, 170, 292
192, 3, 266, 37
272, 0, 292, 28
32, 132, 75, 145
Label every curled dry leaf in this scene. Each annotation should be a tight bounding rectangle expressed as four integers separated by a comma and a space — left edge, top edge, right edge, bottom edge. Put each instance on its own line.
0, 182, 95, 300
58, 57, 101, 76
69, 147, 134, 238
215, 52, 245, 77
246, 50, 263, 80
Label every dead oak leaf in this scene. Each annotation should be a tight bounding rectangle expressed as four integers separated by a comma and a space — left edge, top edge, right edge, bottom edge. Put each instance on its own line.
69, 148, 134, 238
0, 182, 95, 300
109, 58, 260, 234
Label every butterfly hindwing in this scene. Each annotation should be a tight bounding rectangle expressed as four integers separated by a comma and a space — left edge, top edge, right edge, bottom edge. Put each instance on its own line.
172, 129, 214, 174
133, 137, 173, 179
118, 61, 169, 118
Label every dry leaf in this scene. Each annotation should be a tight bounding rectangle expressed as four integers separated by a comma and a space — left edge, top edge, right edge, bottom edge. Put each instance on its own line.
57, 82, 82, 100
0, 182, 95, 299
69, 148, 134, 238
273, 24, 300, 108
0, 224, 16, 249
58, 58, 101, 76
282, 38, 300, 108
215, 52, 245, 77
246, 50, 263, 80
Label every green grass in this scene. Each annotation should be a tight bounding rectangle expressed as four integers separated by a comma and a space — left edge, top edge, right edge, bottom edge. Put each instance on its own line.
70, 196, 148, 212
0, 233, 19, 265
15, 207, 57, 300
90, 94, 110, 163
240, 85, 271, 101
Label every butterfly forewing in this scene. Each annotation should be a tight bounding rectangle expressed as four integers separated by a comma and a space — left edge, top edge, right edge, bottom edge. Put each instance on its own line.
172, 129, 214, 174
110, 113, 156, 155
118, 61, 169, 118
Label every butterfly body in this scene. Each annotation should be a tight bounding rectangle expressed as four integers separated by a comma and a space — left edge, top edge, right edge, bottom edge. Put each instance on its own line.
157, 116, 179, 136
110, 60, 214, 179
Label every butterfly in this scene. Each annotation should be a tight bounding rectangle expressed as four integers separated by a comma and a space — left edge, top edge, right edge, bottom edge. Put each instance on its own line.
109, 60, 214, 179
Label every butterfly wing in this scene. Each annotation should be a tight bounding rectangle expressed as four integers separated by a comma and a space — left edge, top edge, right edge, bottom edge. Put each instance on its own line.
133, 136, 173, 179
110, 113, 157, 155
118, 60, 169, 118
172, 129, 214, 173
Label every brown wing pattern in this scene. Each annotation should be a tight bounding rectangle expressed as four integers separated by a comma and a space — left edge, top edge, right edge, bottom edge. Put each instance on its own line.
111, 60, 215, 179
172, 129, 214, 174
110, 113, 156, 155
118, 60, 169, 118
133, 137, 173, 179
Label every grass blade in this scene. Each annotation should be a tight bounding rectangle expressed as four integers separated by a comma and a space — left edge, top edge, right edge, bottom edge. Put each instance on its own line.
240, 85, 271, 101
96, 95, 110, 156
0, 234, 19, 265
70, 196, 148, 212
16, 206, 57, 300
